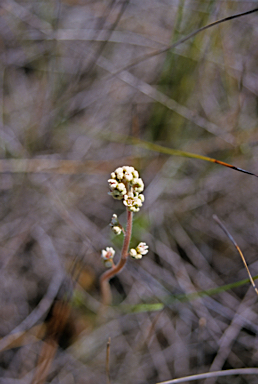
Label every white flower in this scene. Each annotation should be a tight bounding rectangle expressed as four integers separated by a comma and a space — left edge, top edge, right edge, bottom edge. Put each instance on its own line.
123, 191, 133, 204
101, 247, 115, 267
123, 193, 137, 211
123, 192, 143, 212
101, 247, 115, 260
136, 242, 148, 255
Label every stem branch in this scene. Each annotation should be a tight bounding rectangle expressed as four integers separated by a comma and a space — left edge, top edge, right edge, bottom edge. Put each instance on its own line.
100, 210, 133, 306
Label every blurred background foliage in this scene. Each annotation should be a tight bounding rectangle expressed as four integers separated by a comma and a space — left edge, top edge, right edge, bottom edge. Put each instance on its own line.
1, 0, 258, 383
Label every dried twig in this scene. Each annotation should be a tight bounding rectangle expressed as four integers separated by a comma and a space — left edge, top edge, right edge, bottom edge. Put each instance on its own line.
119, 8, 258, 74
106, 337, 111, 384
213, 215, 258, 296
156, 368, 258, 384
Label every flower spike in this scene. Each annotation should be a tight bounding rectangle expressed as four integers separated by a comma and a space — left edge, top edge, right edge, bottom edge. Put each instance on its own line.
100, 166, 148, 306
107, 166, 145, 211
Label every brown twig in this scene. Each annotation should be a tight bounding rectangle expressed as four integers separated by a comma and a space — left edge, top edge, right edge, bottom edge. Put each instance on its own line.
116, 7, 258, 75
106, 337, 111, 384
213, 214, 258, 296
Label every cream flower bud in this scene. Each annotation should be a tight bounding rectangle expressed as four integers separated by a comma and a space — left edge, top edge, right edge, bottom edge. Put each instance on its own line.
123, 166, 133, 172
108, 179, 118, 190
115, 167, 124, 179
110, 172, 116, 179
129, 248, 142, 259
129, 248, 137, 257
109, 190, 124, 200
130, 178, 138, 186
117, 183, 127, 194
112, 226, 122, 235
139, 194, 144, 202
134, 197, 143, 207
109, 214, 123, 235
110, 214, 118, 226
133, 178, 144, 193
124, 171, 133, 182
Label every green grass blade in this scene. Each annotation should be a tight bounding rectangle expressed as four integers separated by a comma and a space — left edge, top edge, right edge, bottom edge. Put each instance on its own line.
120, 274, 258, 313
103, 133, 258, 177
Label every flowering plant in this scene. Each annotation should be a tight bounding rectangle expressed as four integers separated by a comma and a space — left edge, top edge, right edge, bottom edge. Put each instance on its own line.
100, 166, 148, 306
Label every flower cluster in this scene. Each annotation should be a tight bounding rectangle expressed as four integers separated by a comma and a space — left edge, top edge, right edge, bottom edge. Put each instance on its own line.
108, 166, 144, 212
101, 247, 115, 268
129, 242, 149, 259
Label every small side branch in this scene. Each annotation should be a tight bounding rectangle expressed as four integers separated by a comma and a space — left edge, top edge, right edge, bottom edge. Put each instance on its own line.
100, 210, 133, 306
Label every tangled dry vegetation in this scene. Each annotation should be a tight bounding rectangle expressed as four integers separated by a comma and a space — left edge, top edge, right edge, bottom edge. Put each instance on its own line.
1, 1, 258, 383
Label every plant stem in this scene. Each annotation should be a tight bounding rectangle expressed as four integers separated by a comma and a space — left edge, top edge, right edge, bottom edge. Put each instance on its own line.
100, 210, 133, 306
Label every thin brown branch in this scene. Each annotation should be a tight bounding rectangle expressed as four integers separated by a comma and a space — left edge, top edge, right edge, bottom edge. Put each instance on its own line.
213, 215, 258, 296
106, 337, 111, 384
117, 7, 258, 74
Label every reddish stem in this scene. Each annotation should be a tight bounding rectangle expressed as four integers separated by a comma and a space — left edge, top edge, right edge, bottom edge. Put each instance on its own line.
100, 210, 133, 306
